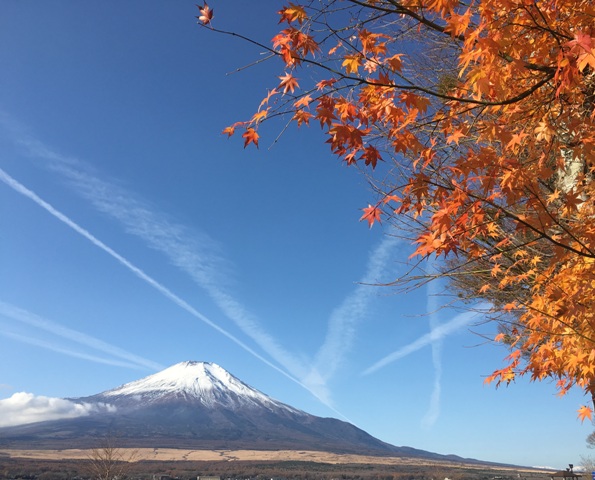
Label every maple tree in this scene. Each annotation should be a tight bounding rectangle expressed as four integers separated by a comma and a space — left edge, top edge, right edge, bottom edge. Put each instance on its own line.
197, 1, 595, 418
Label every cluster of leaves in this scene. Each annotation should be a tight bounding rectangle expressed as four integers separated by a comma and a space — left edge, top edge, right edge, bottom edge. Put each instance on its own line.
198, 0, 595, 418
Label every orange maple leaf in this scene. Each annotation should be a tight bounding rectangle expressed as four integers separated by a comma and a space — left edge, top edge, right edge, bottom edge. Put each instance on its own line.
222, 126, 235, 137
251, 109, 269, 124
503, 302, 518, 311
278, 3, 308, 25
222, 122, 245, 138
547, 189, 561, 204
534, 121, 553, 142
242, 128, 259, 148
259, 88, 278, 109
578, 405, 593, 422
272, 30, 297, 65
293, 109, 313, 127
316, 78, 337, 90
444, 9, 471, 38
506, 131, 528, 151
360, 204, 382, 227
197, 2, 213, 25
446, 129, 465, 145
294, 95, 312, 108
328, 41, 343, 56
385, 54, 403, 72
278, 73, 299, 94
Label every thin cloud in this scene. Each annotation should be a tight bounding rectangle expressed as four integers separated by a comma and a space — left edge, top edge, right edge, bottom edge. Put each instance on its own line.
0, 301, 164, 371
0, 392, 115, 427
421, 374, 441, 429
361, 308, 480, 376
0, 330, 150, 370
421, 279, 443, 428
306, 234, 401, 400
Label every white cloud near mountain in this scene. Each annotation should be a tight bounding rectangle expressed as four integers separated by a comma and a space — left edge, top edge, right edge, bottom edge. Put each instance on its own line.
0, 392, 115, 427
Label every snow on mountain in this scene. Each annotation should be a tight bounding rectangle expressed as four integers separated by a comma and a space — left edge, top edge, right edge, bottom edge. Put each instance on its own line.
97, 361, 301, 413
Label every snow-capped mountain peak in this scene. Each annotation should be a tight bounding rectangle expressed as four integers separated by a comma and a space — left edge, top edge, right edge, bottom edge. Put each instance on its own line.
105, 361, 247, 396
99, 361, 299, 412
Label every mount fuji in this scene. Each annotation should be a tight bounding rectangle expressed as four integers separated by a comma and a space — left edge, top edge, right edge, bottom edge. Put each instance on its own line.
0, 361, 458, 460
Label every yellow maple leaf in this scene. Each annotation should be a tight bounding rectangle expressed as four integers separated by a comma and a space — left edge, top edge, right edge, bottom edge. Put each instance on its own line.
342, 55, 362, 74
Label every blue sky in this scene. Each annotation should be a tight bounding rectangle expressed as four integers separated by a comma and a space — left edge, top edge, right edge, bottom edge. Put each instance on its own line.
0, 0, 591, 468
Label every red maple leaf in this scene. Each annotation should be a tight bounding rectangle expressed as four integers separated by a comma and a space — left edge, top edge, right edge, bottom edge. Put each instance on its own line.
360, 145, 382, 168
360, 204, 382, 227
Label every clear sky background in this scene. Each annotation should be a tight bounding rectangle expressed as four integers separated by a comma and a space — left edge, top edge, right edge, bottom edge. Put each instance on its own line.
0, 0, 592, 469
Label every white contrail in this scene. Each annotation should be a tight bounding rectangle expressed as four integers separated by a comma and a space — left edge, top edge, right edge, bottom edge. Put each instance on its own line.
304, 234, 401, 400
0, 330, 147, 369
0, 300, 164, 371
0, 168, 314, 397
361, 309, 479, 375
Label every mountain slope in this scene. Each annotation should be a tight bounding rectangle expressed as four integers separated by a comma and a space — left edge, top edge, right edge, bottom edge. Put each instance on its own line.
0, 361, 459, 460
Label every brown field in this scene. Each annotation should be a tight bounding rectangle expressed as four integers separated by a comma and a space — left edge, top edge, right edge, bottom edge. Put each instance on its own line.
0, 448, 542, 471
1, 448, 445, 464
